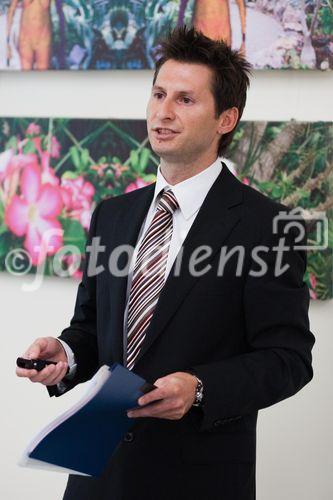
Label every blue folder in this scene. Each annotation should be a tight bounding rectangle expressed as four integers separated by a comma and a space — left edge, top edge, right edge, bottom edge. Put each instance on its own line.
20, 364, 155, 477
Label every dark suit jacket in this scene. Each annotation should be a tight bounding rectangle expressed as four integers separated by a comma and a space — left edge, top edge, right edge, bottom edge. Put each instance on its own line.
48, 164, 315, 500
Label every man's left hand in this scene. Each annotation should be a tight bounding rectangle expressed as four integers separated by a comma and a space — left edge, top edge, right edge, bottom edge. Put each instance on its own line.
127, 371, 197, 420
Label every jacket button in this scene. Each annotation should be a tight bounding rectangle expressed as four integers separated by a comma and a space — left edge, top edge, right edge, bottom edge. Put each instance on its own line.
213, 420, 222, 428
123, 432, 134, 443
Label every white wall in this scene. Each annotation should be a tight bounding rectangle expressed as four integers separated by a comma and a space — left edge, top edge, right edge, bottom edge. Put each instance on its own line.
0, 67, 332, 500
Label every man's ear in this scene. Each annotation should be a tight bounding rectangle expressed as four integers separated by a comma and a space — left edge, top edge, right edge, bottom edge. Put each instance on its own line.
217, 107, 239, 135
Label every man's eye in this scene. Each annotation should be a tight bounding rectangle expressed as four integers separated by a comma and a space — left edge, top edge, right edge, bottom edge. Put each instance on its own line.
181, 97, 192, 104
154, 93, 164, 99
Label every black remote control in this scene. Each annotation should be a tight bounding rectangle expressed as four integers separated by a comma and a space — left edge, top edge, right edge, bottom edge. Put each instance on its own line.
16, 357, 69, 374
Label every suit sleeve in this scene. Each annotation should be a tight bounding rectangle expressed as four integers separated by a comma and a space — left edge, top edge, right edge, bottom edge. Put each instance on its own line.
191, 213, 315, 431
47, 201, 104, 397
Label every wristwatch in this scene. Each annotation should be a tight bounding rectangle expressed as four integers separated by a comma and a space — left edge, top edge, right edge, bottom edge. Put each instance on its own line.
192, 375, 204, 407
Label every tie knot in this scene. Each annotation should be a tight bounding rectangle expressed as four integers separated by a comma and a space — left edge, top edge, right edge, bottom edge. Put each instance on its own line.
157, 189, 179, 215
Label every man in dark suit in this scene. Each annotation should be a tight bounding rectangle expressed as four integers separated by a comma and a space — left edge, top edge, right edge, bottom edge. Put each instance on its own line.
17, 27, 315, 500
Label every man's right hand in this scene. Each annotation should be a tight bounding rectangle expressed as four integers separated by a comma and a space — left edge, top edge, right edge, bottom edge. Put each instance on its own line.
16, 337, 69, 386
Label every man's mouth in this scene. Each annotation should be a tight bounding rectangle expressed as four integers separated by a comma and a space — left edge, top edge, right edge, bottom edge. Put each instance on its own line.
153, 127, 179, 137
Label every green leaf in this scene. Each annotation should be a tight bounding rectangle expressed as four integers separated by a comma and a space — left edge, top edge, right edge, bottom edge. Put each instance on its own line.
23, 141, 36, 154
62, 219, 86, 254
81, 148, 90, 168
0, 239, 8, 258
62, 171, 79, 180
142, 174, 156, 182
258, 181, 275, 191
271, 185, 283, 199
5, 136, 18, 151
130, 150, 140, 173
0, 232, 13, 258
0, 225, 8, 236
296, 189, 311, 199
139, 148, 151, 172
70, 146, 81, 170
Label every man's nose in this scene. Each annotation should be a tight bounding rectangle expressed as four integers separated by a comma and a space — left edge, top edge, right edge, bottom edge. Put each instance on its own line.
156, 98, 175, 121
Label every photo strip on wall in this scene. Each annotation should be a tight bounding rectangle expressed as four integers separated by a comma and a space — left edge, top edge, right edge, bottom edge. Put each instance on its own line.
0, 0, 332, 71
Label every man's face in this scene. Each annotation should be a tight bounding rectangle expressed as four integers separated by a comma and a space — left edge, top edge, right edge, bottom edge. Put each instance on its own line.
146, 59, 222, 164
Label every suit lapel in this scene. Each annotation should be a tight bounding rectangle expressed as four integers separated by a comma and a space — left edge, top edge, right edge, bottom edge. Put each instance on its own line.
132, 164, 244, 368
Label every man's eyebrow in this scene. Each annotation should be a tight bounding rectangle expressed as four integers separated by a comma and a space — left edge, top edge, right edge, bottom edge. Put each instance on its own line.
152, 85, 165, 92
152, 85, 196, 96
177, 90, 196, 97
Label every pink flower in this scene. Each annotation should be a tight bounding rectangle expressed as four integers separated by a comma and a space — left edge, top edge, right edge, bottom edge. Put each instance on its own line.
50, 136, 61, 159
32, 137, 42, 152
41, 166, 59, 186
242, 177, 250, 185
2, 168, 20, 205
1, 151, 36, 180
40, 151, 59, 186
75, 271, 83, 280
60, 176, 95, 229
5, 163, 63, 266
1, 153, 39, 204
61, 176, 95, 209
9, 153, 39, 173
112, 162, 128, 179
74, 270, 83, 280
309, 272, 317, 290
26, 123, 41, 136
82, 180, 95, 198
125, 178, 150, 193
91, 163, 108, 178
308, 272, 317, 299
79, 205, 92, 229
0, 149, 14, 182
60, 186, 72, 208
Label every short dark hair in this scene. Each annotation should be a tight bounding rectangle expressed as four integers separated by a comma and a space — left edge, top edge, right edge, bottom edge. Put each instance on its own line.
153, 26, 252, 156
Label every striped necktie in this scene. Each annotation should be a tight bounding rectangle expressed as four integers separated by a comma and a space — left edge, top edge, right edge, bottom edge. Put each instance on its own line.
126, 189, 179, 370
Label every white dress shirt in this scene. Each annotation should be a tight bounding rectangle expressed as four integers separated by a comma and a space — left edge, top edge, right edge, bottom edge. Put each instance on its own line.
58, 158, 224, 384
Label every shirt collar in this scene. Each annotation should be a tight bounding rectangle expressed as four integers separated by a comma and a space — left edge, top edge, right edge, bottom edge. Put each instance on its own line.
152, 158, 223, 220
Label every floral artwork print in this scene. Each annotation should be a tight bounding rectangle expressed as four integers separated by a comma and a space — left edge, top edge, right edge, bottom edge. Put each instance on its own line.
0, 117, 331, 300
